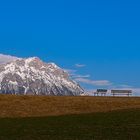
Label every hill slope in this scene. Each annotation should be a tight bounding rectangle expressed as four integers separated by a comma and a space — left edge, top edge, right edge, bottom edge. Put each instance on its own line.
0, 95, 140, 117
0, 109, 140, 140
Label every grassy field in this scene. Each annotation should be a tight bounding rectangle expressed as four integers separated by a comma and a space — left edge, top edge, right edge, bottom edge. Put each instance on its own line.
0, 109, 140, 140
0, 95, 140, 140
0, 95, 140, 117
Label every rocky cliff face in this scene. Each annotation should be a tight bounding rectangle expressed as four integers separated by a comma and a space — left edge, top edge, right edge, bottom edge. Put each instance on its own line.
0, 57, 84, 95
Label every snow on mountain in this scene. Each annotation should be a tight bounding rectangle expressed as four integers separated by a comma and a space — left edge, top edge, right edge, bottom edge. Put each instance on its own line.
0, 57, 84, 95
0, 54, 19, 64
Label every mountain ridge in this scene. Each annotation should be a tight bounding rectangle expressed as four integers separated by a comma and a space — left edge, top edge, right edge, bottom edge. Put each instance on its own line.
0, 56, 84, 95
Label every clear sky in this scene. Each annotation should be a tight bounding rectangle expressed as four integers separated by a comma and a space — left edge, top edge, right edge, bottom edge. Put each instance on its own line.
0, 0, 140, 94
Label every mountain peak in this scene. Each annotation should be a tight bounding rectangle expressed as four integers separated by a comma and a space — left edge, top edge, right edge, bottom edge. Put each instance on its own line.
0, 56, 84, 96
24, 57, 42, 63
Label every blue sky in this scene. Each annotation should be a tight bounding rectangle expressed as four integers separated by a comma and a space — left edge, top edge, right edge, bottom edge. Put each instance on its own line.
0, 0, 140, 94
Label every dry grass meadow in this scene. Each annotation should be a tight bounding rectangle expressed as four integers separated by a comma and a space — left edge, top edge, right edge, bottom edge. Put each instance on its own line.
0, 94, 140, 118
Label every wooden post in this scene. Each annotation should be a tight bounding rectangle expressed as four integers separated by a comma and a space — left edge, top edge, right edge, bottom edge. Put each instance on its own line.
113, 92, 115, 97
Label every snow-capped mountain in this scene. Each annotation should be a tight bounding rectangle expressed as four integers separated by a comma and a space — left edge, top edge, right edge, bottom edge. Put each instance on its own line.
0, 57, 84, 95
